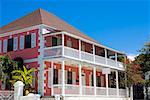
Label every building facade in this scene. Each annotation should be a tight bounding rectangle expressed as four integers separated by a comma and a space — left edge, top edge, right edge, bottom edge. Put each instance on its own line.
0, 9, 128, 100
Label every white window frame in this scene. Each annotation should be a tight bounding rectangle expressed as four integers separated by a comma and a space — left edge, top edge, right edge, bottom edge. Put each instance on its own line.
31, 33, 36, 48
3, 39, 7, 53
13, 37, 18, 51
20, 35, 24, 50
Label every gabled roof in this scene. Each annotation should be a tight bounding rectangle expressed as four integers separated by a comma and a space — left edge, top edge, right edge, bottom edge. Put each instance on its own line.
0, 8, 98, 43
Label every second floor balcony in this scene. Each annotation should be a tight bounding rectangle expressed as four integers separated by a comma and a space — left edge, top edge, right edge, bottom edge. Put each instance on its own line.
43, 32, 125, 70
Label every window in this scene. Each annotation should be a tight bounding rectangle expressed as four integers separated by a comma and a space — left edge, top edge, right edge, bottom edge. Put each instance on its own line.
52, 36, 57, 46
13, 37, 18, 51
7, 38, 13, 52
107, 50, 116, 60
25, 34, 31, 48
95, 46, 105, 57
108, 71, 116, 88
53, 69, 58, 84
67, 71, 72, 84
31, 33, 36, 48
66, 39, 72, 47
3, 39, 7, 53
20, 36, 24, 50
52, 36, 62, 46
96, 76, 101, 87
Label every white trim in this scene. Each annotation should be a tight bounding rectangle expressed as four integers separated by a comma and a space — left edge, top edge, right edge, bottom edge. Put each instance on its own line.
93, 66, 96, 96
51, 61, 54, 96
41, 24, 124, 54
0, 25, 41, 37
79, 63, 82, 95
24, 58, 38, 63
116, 70, 119, 96
62, 60, 65, 96
106, 74, 109, 96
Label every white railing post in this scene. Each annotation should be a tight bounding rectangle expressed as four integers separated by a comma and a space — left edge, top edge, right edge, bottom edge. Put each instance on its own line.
106, 74, 109, 96
51, 61, 54, 96
116, 70, 119, 96
62, 33, 64, 56
79, 63, 82, 95
105, 48, 107, 65
115, 53, 118, 67
62, 60, 65, 96
93, 44, 95, 63
93, 66, 96, 96
79, 40, 81, 59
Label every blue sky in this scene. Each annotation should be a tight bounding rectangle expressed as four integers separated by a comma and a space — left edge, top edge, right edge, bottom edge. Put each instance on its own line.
0, 0, 149, 55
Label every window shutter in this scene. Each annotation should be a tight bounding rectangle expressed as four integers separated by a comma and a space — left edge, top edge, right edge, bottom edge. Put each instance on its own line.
32, 71, 35, 87
31, 33, 36, 48
48, 68, 51, 87
72, 71, 76, 85
65, 70, 67, 84
0, 40, 2, 53
3, 39, 7, 53
13, 37, 18, 51
58, 69, 61, 84
20, 35, 24, 50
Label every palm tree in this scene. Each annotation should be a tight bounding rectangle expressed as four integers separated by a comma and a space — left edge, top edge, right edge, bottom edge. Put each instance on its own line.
11, 66, 35, 89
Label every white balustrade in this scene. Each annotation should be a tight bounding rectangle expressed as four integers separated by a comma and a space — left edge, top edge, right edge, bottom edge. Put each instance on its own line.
119, 89, 127, 97
44, 46, 62, 57
96, 87, 107, 95
108, 88, 117, 95
117, 62, 124, 68
81, 51, 94, 62
65, 84, 80, 95
82, 86, 94, 95
53, 84, 62, 95
95, 55, 106, 65
64, 47, 79, 59
107, 59, 116, 67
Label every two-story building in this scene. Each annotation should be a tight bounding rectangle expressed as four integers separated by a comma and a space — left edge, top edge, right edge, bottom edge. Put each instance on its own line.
0, 9, 128, 100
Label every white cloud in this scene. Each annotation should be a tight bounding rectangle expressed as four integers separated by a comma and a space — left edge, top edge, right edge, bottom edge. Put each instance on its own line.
127, 54, 137, 61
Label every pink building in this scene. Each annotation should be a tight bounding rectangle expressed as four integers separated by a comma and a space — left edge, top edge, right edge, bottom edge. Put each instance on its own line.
0, 9, 128, 100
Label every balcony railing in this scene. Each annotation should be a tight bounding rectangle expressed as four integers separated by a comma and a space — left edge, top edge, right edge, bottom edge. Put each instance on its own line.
43, 46, 124, 69
44, 46, 62, 57
52, 84, 127, 97
65, 84, 80, 95
64, 47, 80, 59
81, 51, 94, 62
82, 86, 94, 95
96, 87, 107, 95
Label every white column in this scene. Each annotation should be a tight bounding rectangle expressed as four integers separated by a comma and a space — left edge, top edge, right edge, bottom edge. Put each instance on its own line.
93, 44, 95, 63
62, 60, 65, 96
93, 66, 96, 95
51, 61, 54, 96
62, 33, 64, 56
115, 53, 118, 67
116, 70, 119, 96
105, 48, 108, 64
79, 40, 81, 59
106, 74, 109, 96
79, 63, 82, 95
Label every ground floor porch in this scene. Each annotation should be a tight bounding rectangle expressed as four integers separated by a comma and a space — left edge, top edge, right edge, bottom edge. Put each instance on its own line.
41, 58, 127, 98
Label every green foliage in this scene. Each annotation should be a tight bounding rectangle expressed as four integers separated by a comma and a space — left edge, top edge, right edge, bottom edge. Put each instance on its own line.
135, 42, 150, 73
126, 61, 144, 88
0, 55, 18, 90
11, 66, 35, 89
